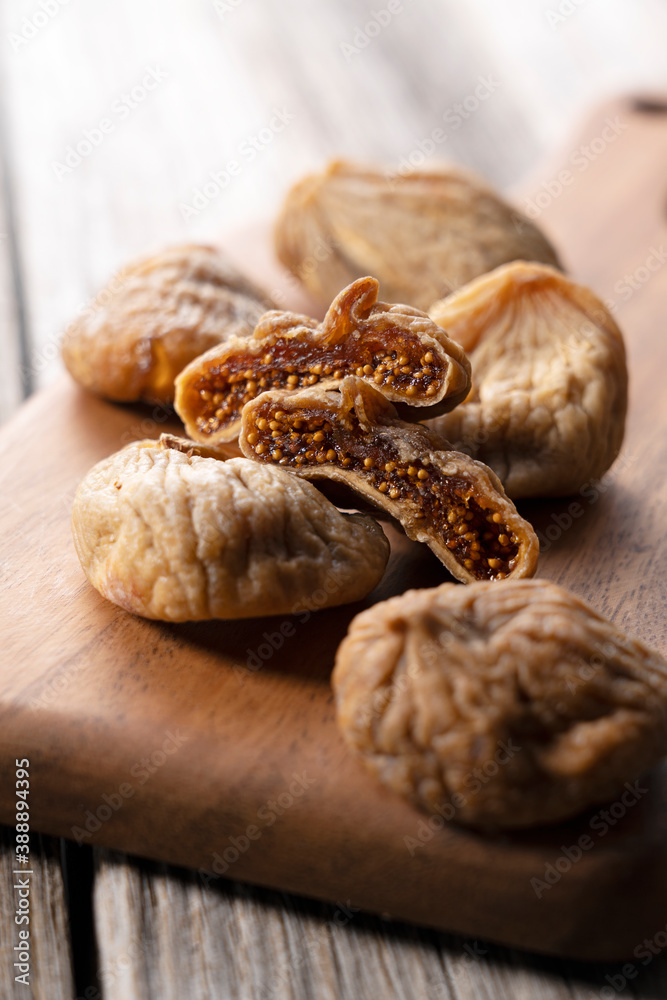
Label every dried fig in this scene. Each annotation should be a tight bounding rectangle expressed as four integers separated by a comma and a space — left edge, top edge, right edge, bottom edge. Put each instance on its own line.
239, 377, 539, 584
175, 276, 471, 444
71, 438, 389, 621
333, 579, 667, 829
157, 433, 242, 460
62, 244, 274, 405
427, 262, 628, 498
274, 159, 561, 311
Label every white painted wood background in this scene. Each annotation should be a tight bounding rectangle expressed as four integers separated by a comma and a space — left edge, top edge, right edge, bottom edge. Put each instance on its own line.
2, 2, 667, 997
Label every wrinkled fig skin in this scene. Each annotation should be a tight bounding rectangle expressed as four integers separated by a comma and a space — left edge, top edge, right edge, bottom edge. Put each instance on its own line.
274, 160, 562, 311
174, 276, 471, 445
71, 439, 390, 621
333, 580, 667, 830
239, 377, 539, 584
62, 244, 274, 405
427, 262, 628, 498
157, 432, 243, 461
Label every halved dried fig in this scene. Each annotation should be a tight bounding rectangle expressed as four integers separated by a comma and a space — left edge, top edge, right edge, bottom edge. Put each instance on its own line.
427, 262, 628, 498
174, 276, 471, 445
333, 579, 667, 829
71, 438, 389, 621
239, 377, 538, 584
275, 159, 562, 311
62, 244, 274, 405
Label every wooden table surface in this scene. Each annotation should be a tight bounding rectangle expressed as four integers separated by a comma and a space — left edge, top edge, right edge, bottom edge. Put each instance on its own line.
2, 3, 667, 998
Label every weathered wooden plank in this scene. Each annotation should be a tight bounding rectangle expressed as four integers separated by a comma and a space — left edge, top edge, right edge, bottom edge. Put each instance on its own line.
2, 0, 667, 405
92, 848, 667, 1000
90, 850, 484, 1000
3, 2, 667, 995
0, 0, 327, 401
0, 107, 25, 423
12, 0, 667, 401
0, 827, 75, 1000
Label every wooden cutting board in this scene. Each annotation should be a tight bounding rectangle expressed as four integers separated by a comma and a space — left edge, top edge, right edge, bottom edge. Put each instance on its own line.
1, 97, 666, 962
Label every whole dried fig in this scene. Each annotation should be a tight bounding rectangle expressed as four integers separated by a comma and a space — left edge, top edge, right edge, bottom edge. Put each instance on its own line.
72, 438, 389, 621
427, 262, 628, 498
175, 276, 471, 444
62, 244, 274, 405
239, 377, 539, 584
274, 159, 561, 311
333, 580, 667, 829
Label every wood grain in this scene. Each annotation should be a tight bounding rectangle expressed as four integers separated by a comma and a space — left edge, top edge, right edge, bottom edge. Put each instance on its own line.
0, 829, 75, 1000
93, 849, 657, 1000
3, 0, 667, 404
77, 91, 667, 994
2, 4, 667, 995
0, 97, 667, 965
94, 851, 475, 1000
1, 373, 664, 962
0, 106, 25, 422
